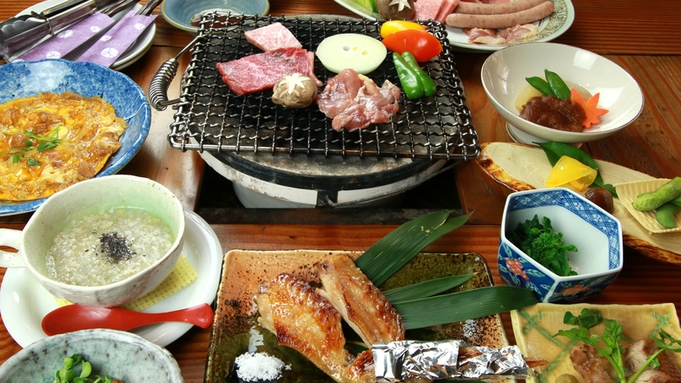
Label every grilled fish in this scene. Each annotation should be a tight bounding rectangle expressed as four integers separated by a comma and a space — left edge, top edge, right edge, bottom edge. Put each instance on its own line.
316, 253, 405, 346
255, 273, 374, 383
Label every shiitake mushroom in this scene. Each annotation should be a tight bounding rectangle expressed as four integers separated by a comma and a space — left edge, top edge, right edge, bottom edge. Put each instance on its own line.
376, 0, 415, 20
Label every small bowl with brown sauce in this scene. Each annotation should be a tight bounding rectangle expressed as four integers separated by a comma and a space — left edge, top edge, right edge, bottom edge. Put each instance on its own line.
481, 42, 644, 144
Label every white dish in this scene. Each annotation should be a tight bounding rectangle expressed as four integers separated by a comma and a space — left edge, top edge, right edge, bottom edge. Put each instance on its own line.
18, 0, 156, 70
332, 0, 574, 52
481, 42, 645, 144
0, 210, 223, 348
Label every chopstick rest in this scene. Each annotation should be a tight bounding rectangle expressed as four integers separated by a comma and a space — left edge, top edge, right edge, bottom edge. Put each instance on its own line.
75, 10, 156, 67
14, 13, 116, 62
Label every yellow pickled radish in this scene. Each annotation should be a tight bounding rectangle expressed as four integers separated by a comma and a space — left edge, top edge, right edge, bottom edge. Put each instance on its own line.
545, 155, 597, 192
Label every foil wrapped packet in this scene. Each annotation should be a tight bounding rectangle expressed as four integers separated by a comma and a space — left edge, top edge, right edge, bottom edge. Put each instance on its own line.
372, 340, 531, 382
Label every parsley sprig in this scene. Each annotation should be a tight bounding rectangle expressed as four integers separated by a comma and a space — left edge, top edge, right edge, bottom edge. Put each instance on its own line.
55, 354, 116, 383
3, 126, 62, 166
555, 308, 681, 383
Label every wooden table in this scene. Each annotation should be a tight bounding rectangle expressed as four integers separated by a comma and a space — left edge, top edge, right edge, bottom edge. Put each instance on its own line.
1, 1, 681, 381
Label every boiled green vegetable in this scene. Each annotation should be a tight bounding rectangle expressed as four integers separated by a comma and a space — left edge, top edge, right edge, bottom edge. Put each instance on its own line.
525, 76, 552, 96
655, 202, 680, 229
55, 354, 116, 383
544, 69, 571, 100
632, 177, 681, 211
507, 214, 578, 277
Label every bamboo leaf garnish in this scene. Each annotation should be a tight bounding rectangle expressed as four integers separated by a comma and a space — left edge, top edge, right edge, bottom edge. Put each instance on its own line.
383, 274, 475, 303
394, 286, 539, 330
355, 210, 472, 287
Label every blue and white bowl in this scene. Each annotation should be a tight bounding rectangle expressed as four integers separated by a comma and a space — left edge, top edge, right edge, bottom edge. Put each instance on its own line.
0, 59, 151, 216
498, 188, 623, 303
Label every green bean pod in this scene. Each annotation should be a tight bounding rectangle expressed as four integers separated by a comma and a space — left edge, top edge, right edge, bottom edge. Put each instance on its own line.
632, 177, 681, 211
656, 202, 680, 229
545, 69, 571, 100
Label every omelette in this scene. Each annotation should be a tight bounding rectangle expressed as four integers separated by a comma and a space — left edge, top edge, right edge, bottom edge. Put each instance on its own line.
0, 92, 128, 201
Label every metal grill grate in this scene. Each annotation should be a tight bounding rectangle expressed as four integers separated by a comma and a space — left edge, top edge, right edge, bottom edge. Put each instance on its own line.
166, 13, 480, 160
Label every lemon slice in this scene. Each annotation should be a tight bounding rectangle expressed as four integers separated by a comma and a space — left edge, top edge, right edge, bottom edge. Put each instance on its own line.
545, 155, 597, 192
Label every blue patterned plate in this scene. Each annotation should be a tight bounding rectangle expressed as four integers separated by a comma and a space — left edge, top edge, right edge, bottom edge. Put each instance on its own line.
0, 59, 151, 216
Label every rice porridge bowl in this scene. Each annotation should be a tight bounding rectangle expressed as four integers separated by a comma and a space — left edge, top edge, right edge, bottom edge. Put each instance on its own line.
46, 207, 175, 286
0, 175, 185, 307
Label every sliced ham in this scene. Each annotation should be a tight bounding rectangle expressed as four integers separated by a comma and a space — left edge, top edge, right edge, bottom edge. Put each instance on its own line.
435, 0, 460, 23
244, 22, 302, 52
216, 48, 322, 96
413, 0, 443, 21
317, 69, 401, 131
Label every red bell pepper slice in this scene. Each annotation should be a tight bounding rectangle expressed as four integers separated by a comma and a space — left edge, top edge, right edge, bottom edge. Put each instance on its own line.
381, 29, 442, 62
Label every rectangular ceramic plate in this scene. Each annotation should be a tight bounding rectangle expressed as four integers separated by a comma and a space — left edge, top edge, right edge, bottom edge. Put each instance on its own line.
205, 250, 510, 383
512, 303, 681, 383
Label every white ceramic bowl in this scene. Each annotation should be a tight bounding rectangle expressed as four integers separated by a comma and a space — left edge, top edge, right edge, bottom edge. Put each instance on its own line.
0, 175, 185, 307
0, 329, 184, 383
161, 0, 270, 35
481, 42, 644, 144
498, 188, 623, 303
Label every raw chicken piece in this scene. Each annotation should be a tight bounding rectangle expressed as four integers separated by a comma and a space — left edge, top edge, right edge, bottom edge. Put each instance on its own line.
316, 253, 405, 346
465, 27, 508, 44
317, 69, 401, 131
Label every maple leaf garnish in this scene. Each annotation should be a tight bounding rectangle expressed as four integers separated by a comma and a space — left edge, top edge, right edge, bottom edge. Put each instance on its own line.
570, 88, 609, 129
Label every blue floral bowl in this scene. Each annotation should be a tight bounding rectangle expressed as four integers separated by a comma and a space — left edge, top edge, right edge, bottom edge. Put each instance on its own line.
498, 188, 623, 303
0, 59, 151, 216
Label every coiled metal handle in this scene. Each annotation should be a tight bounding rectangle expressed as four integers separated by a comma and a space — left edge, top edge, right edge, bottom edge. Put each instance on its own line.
149, 57, 180, 111
148, 35, 202, 111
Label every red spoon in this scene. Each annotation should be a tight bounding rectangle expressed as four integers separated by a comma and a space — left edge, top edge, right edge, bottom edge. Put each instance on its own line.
41, 303, 214, 336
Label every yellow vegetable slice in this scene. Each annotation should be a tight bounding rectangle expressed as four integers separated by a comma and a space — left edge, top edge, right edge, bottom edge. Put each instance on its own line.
545, 155, 597, 192
316, 33, 387, 74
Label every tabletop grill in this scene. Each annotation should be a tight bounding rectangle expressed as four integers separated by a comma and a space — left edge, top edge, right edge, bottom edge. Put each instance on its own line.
164, 13, 480, 160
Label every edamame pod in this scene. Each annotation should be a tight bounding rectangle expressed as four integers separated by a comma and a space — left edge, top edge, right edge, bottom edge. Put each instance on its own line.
632, 177, 681, 211
656, 202, 680, 229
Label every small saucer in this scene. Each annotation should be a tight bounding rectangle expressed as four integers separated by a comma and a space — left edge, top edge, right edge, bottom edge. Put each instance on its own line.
507, 123, 583, 148
506, 123, 548, 145
0, 210, 223, 347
